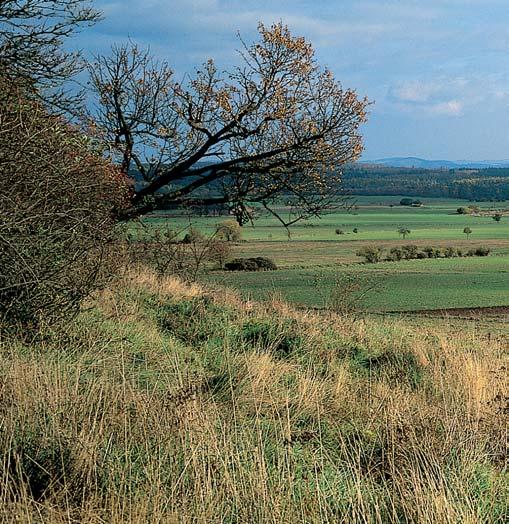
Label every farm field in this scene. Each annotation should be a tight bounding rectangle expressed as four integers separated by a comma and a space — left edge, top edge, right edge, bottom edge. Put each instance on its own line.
208, 257, 509, 312
140, 196, 509, 314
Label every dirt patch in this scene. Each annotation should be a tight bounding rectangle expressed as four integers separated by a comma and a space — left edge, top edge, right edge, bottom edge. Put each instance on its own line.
404, 305, 509, 319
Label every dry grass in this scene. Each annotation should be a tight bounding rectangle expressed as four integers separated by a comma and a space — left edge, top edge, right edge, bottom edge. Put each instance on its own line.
0, 267, 507, 522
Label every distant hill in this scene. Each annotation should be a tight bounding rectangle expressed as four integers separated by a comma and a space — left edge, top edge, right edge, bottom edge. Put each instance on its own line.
365, 157, 509, 169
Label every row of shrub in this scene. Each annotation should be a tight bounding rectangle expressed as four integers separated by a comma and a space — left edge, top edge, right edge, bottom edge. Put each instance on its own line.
357, 245, 490, 263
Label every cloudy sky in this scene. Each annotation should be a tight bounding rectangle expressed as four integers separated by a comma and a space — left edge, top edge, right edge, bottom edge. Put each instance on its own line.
76, 0, 509, 160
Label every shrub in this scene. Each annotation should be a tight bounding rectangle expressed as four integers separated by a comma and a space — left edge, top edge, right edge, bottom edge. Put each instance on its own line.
0, 77, 128, 330
401, 244, 418, 259
128, 224, 227, 280
473, 246, 490, 256
492, 213, 502, 222
457, 207, 470, 214
356, 246, 384, 263
216, 220, 242, 241
335, 228, 344, 235
400, 198, 414, 206
181, 226, 205, 244
206, 240, 233, 269
387, 247, 403, 261
443, 246, 457, 258
353, 228, 359, 233
422, 246, 441, 258
225, 257, 277, 271
316, 273, 383, 315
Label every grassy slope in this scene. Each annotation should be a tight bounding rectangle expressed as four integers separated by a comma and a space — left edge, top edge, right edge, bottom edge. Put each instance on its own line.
1, 269, 507, 522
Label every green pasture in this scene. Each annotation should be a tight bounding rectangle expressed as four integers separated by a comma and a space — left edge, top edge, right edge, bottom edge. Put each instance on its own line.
208, 256, 509, 312
139, 195, 509, 242
137, 196, 509, 312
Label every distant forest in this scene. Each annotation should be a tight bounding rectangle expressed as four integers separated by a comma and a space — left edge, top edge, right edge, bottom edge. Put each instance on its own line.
342, 164, 509, 200
131, 164, 509, 204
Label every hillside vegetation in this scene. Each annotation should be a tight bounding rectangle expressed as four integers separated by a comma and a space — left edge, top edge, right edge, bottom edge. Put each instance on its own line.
1, 268, 507, 522
343, 165, 509, 200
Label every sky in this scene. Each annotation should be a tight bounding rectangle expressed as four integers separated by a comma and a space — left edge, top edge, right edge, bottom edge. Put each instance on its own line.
74, 0, 509, 161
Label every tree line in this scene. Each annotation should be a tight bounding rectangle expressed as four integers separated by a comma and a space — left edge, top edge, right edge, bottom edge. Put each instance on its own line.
342, 165, 509, 200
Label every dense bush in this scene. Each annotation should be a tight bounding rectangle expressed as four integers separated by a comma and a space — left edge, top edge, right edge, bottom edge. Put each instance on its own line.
387, 247, 403, 261
443, 246, 457, 258
358, 244, 490, 263
401, 244, 418, 259
0, 77, 128, 329
422, 246, 442, 259
356, 246, 384, 263
225, 257, 277, 271
216, 220, 242, 241
467, 246, 490, 257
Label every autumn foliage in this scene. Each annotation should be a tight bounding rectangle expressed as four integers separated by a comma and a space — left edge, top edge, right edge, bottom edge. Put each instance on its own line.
90, 23, 369, 224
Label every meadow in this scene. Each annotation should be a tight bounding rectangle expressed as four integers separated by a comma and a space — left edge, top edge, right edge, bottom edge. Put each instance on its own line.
1, 269, 507, 522
139, 196, 509, 314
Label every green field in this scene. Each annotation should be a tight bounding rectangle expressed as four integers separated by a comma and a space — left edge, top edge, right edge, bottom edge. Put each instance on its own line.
140, 196, 509, 312
209, 257, 509, 311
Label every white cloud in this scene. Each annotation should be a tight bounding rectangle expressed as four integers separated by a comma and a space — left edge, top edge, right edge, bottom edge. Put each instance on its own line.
390, 81, 440, 103
429, 100, 463, 116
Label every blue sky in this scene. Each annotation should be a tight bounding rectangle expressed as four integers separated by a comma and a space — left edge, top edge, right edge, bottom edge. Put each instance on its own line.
76, 0, 509, 160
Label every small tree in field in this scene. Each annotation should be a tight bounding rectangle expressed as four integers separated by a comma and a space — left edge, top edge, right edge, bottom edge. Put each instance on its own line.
493, 213, 502, 222
463, 227, 472, 239
207, 241, 233, 269
216, 220, 242, 242
398, 227, 411, 239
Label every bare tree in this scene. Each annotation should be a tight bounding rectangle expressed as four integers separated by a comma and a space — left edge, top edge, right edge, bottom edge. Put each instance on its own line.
0, 0, 101, 109
89, 23, 369, 224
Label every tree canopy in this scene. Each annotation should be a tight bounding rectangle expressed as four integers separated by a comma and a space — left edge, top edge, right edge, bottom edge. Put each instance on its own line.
90, 23, 369, 225
0, 0, 101, 109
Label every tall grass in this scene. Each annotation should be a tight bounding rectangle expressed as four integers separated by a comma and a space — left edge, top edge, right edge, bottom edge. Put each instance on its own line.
0, 268, 507, 522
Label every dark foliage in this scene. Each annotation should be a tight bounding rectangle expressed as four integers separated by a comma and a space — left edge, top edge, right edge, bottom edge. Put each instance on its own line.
224, 257, 278, 271
342, 164, 509, 201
